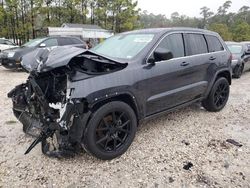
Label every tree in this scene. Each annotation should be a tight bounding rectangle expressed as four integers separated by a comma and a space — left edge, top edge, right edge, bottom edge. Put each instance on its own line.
232, 21, 250, 41
217, 0, 232, 15
200, 6, 214, 28
209, 23, 233, 41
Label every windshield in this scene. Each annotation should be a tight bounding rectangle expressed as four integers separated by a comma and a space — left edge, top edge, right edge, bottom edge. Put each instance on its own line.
227, 44, 243, 54
22, 38, 45, 47
0, 39, 12, 45
0, 39, 5, 44
92, 34, 155, 59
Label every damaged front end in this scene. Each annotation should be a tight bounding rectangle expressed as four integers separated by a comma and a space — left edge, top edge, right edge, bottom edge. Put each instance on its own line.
8, 46, 126, 157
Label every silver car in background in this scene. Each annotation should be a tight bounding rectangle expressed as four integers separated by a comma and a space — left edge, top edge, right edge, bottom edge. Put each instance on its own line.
226, 41, 250, 78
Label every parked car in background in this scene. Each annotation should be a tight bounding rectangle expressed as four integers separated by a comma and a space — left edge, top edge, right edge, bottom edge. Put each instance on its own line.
0, 38, 16, 52
226, 41, 250, 78
8, 28, 232, 160
0, 36, 85, 70
241, 41, 250, 54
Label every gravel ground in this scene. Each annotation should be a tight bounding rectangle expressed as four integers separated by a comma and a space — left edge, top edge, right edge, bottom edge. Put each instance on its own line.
0, 66, 250, 188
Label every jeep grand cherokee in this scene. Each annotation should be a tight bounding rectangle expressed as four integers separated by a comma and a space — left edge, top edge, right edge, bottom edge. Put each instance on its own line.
8, 28, 232, 160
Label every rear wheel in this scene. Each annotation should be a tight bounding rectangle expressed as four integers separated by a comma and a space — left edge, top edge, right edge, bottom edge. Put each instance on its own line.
202, 77, 230, 112
233, 64, 244, 79
83, 101, 137, 160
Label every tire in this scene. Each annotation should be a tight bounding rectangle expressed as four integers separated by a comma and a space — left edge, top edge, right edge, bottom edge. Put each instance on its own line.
202, 77, 230, 112
83, 101, 137, 160
233, 64, 244, 79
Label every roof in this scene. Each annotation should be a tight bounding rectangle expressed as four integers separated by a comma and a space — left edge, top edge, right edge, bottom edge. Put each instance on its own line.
122, 27, 218, 36
62, 23, 103, 30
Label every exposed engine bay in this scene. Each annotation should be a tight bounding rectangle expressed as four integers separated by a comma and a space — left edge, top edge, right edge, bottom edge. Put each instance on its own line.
8, 47, 126, 157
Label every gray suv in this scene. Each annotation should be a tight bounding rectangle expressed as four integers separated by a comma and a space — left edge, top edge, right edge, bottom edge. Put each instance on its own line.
8, 28, 232, 160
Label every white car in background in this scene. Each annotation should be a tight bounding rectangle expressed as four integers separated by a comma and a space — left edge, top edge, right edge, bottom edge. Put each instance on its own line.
0, 38, 16, 52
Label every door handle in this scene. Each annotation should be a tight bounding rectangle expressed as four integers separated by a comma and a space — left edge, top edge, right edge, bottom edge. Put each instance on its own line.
181, 62, 189, 66
209, 56, 216, 61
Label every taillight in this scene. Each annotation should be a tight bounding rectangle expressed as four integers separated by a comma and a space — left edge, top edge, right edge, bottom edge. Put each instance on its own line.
229, 53, 232, 61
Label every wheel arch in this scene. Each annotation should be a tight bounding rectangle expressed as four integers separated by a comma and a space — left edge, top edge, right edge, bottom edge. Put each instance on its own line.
204, 69, 231, 98
88, 93, 140, 122
216, 69, 232, 85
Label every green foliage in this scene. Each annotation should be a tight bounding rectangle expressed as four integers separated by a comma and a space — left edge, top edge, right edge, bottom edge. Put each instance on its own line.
209, 23, 232, 40
200, 6, 214, 28
0, 0, 250, 43
232, 21, 250, 41
0, 0, 140, 44
139, 0, 250, 42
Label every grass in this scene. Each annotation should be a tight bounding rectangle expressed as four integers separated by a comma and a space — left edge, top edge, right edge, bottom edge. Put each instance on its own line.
5, 120, 17, 124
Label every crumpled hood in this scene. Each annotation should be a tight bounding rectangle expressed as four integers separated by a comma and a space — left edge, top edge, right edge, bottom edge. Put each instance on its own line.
38, 46, 87, 72
21, 46, 86, 72
21, 46, 125, 73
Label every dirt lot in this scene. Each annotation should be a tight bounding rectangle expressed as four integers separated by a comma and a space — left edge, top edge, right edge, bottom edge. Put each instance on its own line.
0, 66, 249, 188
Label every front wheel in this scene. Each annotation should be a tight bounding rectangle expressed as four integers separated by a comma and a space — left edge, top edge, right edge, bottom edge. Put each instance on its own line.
83, 101, 137, 160
202, 77, 230, 112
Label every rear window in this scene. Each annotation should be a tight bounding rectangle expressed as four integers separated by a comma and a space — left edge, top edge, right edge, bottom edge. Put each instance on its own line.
58, 38, 74, 46
206, 35, 224, 52
185, 34, 208, 56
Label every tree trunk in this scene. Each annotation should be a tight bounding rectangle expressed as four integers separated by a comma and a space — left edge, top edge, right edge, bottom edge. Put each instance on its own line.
31, 0, 35, 39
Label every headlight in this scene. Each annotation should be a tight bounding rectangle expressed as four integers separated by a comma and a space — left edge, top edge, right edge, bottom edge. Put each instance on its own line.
21, 60, 32, 72
7, 52, 15, 58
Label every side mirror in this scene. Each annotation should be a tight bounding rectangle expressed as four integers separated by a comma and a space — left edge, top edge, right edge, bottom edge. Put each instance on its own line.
39, 43, 46, 48
147, 56, 156, 64
154, 47, 173, 62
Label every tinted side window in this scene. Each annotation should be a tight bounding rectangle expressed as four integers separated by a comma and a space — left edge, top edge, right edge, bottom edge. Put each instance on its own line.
185, 34, 208, 56
43, 38, 58, 47
72, 38, 83, 44
205, 35, 224, 52
58, 37, 79, 46
65, 38, 74, 45
156, 33, 184, 59
58, 38, 66, 46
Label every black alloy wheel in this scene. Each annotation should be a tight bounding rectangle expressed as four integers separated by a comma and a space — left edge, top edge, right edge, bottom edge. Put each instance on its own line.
83, 101, 137, 160
202, 77, 230, 112
95, 111, 131, 152
213, 81, 229, 108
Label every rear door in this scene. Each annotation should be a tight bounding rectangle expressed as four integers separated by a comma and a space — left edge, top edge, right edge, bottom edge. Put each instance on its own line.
144, 33, 208, 115
183, 33, 211, 93
205, 34, 228, 74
